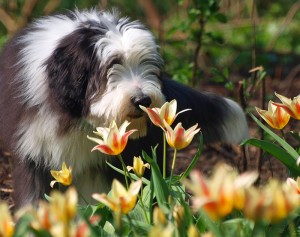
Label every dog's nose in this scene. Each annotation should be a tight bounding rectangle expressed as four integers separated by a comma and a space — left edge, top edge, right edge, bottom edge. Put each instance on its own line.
132, 95, 152, 108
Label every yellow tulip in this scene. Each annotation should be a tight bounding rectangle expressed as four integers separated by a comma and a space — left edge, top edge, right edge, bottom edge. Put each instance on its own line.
255, 100, 290, 129
274, 92, 300, 119
50, 162, 72, 188
50, 187, 78, 222
164, 122, 200, 150
127, 156, 150, 177
244, 180, 299, 223
153, 206, 167, 225
148, 224, 174, 237
139, 99, 190, 128
87, 120, 137, 155
92, 179, 142, 214
173, 205, 185, 227
187, 225, 200, 237
0, 202, 14, 237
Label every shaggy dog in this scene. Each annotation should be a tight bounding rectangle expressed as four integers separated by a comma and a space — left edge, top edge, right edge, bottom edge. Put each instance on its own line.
0, 9, 248, 208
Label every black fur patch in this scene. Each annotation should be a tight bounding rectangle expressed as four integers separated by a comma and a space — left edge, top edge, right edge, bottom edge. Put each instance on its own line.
45, 23, 103, 117
161, 74, 227, 143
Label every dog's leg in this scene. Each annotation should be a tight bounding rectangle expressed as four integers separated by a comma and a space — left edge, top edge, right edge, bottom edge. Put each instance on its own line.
12, 158, 52, 208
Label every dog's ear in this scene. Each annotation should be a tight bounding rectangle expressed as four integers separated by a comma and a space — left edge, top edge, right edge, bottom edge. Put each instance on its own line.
45, 26, 101, 117
161, 75, 248, 143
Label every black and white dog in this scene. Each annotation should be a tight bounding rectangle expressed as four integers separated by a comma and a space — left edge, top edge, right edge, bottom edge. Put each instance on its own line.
0, 9, 248, 208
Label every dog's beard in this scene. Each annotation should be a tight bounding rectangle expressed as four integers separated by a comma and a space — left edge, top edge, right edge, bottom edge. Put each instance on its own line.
127, 116, 148, 138
89, 80, 165, 138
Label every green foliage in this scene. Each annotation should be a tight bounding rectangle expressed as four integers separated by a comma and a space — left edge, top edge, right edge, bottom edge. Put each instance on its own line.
243, 113, 300, 178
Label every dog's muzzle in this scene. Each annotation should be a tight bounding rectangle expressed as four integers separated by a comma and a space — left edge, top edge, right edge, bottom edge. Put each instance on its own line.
129, 94, 152, 118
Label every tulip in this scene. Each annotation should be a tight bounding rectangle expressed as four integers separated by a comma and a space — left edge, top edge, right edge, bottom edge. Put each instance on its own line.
92, 179, 142, 214
50, 162, 72, 188
255, 100, 290, 130
75, 221, 90, 237
187, 225, 200, 237
50, 186, 78, 222
140, 99, 191, 179
153, 206, 167, 225
287, 177, 300, 194
139, 99, 190, 128
173, 205, 185, 227
244, 180, 299, 223
87, 120, 137, 155
30, 201, 51, 231
164, 122, 200, 150
274, 92, 300, 119
30, 187, 78, 236
148, 224, 174, 237
127, 156, 150, 177
0, 203, 14, 237
184, 164, 258, 220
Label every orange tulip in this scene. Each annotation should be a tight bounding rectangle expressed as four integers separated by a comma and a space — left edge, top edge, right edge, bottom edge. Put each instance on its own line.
87, 120, 137, 155
50, 162, 72, 188
184, 164, 258, 220
274, 92, 300, 119
139, 99, 190, 128
255, 100, 290, 129
164, 122, 200, 150
92, 179, 142, 214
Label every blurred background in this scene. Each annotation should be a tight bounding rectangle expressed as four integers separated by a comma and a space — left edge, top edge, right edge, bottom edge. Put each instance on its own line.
1, 0, 300, 92
1, 0, 300, 204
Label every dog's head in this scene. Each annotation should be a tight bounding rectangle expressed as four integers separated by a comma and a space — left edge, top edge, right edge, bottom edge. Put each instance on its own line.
19, 9, 165, 137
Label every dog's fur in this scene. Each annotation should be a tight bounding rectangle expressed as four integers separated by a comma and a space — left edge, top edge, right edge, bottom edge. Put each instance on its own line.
0, 9, 248, 208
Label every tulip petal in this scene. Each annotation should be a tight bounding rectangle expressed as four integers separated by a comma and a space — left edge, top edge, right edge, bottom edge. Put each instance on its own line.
92, 193, 117, 211
128, 179, 142, 196
92, 144, 115, 155
140, 106, 164, 127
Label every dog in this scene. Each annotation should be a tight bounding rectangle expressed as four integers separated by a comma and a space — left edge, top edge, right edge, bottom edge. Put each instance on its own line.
0, 9, 248, 208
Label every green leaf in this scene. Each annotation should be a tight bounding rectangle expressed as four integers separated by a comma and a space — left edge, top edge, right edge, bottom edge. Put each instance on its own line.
141, 184, 151, 209
142, 148, 170, 212
106, 161, 150, 185
14, 214, 36, 237
197, 210, 223, 237
247, 113, 299, 159
243, 138, 300, 175
122, 217, 151, 236
221, 218, 253, 237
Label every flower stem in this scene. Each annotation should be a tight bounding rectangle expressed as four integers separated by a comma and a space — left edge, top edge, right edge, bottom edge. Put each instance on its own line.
138, 192, 150, 224
118, 154, 129, 189
169, 149, 177, 188
163, 132, 167, 179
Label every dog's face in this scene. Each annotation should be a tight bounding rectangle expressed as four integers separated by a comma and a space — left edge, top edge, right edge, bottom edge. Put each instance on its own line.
87, 15, 166, 137
19, 10, 165, 138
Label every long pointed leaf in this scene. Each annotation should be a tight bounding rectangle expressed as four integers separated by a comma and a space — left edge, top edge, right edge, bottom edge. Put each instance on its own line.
106, 161, 150, 185
248, 113, 299, 159
243, 138, 300, 175
142, 149, 170, 212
